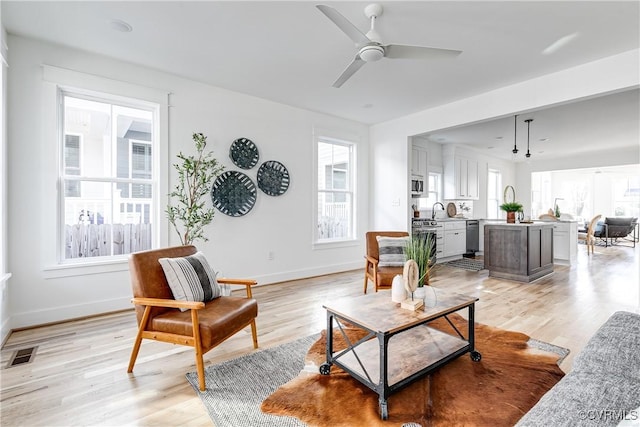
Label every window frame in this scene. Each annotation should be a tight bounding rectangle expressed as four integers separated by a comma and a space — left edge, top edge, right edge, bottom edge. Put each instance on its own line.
57, 89, 160, 264
487, 168, 502, 219
314, 135, 357, 246
63, 132, 82, 197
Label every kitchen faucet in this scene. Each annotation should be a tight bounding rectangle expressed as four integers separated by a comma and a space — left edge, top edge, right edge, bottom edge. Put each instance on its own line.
432, 202, 445, 220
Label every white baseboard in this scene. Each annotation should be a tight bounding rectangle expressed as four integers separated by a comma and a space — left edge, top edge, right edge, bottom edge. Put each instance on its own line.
9, 296, 132, 330
251, 261, 362, 286
1, 316, 11, 346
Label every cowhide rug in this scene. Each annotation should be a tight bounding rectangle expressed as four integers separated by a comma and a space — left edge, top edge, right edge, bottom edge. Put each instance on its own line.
261, 313, 566, 426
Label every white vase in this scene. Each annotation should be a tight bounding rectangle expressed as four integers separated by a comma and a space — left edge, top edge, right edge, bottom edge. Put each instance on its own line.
391, 275, 406, 303
414, 286, 426, 301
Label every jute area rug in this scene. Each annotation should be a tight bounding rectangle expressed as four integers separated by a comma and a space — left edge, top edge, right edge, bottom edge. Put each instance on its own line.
187, 314, 568, 427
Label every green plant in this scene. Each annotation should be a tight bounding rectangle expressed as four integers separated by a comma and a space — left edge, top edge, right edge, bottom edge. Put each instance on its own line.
404, 235, 435, 287
166, 133, 224, 245
499, 202, 523, 212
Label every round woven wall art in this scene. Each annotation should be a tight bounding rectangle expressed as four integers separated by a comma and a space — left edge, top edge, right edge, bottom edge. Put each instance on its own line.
257, 160, 290, 196
229, 137, 259, 169
211, 171, 257, 217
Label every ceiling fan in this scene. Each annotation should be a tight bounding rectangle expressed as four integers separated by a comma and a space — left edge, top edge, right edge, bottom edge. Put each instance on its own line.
316, 3, 462, 88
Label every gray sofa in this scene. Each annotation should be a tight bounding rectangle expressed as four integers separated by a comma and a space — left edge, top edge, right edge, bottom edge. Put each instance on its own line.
516, 311, 640, 426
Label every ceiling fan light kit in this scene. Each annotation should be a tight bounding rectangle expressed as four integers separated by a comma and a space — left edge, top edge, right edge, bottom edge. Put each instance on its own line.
316, 3, 462, 88
359, 45, 384, 62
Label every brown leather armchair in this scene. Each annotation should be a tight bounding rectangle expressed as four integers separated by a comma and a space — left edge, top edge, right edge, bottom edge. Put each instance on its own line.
127, 245, 258, 391
363, 231, 409, 293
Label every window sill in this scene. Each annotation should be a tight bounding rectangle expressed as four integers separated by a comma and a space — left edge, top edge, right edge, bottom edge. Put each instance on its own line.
313, 239, 359, 251
43, 257, 129, 279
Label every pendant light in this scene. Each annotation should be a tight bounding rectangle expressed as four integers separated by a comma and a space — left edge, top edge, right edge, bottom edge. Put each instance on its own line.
511, 115, 519, 160
524, 118, 533, 161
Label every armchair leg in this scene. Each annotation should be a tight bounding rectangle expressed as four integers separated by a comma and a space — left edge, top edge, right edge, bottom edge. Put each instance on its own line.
127, 306, 152, 373
191, 309, 207, 391
363, 260, 369, 294
195, 350, 206, 391
127, 333, 144, 373
250, 319, 259, 349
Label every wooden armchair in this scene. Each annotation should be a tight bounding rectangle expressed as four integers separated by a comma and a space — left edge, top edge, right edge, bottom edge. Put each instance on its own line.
363, 231, 410, 293
127, 245, 258, 391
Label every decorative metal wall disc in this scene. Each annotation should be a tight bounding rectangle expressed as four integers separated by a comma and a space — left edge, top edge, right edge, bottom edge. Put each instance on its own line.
257, 160, 290, 196
211, 171, 257, 217
229, 138, 259, 169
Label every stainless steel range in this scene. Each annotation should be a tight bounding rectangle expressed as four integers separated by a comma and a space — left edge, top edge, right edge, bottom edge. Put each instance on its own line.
411, 218, 439, 261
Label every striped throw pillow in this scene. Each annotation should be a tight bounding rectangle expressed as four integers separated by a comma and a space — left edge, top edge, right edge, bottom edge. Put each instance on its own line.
158, 251, 221, 311
376, 236, 410, 267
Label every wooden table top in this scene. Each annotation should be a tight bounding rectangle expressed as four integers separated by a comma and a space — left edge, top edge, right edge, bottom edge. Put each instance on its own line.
323, 287, 478, 334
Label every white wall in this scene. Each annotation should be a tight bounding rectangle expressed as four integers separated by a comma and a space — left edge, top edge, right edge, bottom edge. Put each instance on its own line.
370, 49, 640, 230
1, 22, 9, 343
7, 36, 369, 329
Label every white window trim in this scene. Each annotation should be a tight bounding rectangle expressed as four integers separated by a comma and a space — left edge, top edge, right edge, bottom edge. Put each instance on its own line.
63, 132, 83, 197
487, 168, 503, 219
312, 130, 359, 250
41, 65, 169, 275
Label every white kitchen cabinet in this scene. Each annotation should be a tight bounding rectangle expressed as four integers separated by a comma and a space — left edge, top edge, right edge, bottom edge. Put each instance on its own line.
443, 147, 479, 200
552, 221, 578, 264
453, 156, 479, 199
443, 221, 466, 257
411, 146, 428, 178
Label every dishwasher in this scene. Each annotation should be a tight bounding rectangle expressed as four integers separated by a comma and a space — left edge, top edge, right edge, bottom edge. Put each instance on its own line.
464, 220, 479, 258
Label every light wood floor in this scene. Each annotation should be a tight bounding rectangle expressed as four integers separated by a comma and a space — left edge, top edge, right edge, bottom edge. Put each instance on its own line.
1, 243, 638, 426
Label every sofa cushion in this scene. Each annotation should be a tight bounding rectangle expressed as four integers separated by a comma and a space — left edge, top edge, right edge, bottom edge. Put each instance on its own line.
515, 371, 640, 426
158, 251, 221, 310
605, 217, 635, 227
572, 311, 640, 382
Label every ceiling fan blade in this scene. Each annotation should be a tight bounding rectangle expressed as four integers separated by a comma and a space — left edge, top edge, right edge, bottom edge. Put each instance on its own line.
332, 57, 366, 88
316, 5, 371, 46
384, 44, 462, 60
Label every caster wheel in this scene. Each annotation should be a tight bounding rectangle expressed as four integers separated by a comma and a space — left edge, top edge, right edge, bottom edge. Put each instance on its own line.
319, 363, 331, 375
470, 351, 482, 362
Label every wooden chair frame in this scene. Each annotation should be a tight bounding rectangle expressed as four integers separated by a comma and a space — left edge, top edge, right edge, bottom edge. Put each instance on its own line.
363, 231, 409, 294
127, 246, 258, 391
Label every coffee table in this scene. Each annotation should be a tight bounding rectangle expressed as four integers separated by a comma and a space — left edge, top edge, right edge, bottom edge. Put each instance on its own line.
319, 287, 481, 420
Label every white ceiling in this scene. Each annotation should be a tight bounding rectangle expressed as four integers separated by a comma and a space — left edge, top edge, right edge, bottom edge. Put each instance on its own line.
2, 1, 639, 160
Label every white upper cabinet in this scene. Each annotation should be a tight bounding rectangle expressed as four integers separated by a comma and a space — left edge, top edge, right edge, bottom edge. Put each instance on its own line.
443, 147, 479, 200
411, 146, 428, 178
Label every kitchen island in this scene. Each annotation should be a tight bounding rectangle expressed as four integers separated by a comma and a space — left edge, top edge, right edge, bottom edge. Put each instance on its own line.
484, 222, 554, 282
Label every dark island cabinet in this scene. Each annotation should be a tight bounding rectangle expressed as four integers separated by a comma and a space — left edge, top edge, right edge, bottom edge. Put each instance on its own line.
484, 223, 554, 282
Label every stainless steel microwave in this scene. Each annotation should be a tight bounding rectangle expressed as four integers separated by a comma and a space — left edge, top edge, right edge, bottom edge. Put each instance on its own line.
411, 175, 424, 196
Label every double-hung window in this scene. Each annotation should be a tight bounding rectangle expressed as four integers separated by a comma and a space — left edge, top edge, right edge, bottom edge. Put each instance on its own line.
61, 92, 158, 261
316, 137, 356, 243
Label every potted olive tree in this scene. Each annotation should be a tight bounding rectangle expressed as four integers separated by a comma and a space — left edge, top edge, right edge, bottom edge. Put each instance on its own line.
500, 202, 523, 224
166, 133, 224, 245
